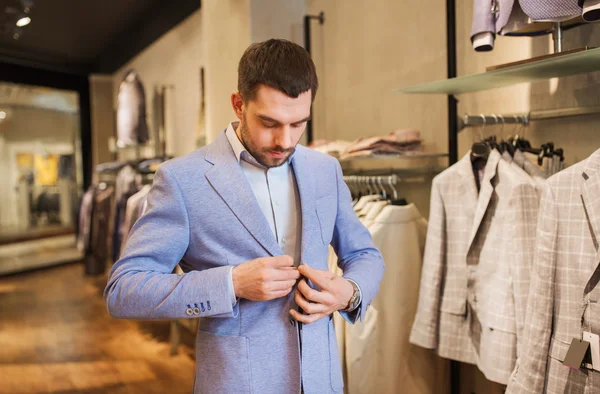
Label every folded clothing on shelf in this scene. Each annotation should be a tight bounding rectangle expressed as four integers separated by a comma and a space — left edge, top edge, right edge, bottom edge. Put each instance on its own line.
308, 139, 353, 158
339, 130, 423, 159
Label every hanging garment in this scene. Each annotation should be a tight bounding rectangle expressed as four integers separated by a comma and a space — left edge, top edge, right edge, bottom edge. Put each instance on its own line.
77, 186, 96, 252
362, 200, 389, 228
346, 204, 449, 394
519, 0, 582, 22
410, 149, 539, 385
471, 0, 498, 51
514, 149, 547, 199
120, 185, 151, 255
112, 165, 140, 261
500, 2, 585, 36
506, 148, 600, 394
581, 0, 600, 21
117, 70, 149, 147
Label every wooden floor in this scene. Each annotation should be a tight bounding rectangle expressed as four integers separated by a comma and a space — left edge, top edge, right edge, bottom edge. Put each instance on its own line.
0, 263, 195, 394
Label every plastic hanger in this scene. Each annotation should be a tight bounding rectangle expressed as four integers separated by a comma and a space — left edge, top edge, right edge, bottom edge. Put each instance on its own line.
471, 115, 491, 163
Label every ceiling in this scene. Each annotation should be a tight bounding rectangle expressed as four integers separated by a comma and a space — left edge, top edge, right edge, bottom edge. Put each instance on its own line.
0, 0, 200, 75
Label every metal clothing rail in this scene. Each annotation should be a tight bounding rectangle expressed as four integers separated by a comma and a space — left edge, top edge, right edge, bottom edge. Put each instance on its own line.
460, 105, 600, 130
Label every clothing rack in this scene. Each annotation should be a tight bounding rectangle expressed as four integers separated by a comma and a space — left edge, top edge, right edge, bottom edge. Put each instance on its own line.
460, 105, 600, 130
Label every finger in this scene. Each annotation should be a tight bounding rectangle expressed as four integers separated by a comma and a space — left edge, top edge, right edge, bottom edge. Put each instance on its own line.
289, 309, 326, 325
271, 267, 301, 281
298, 265, 333, 290
295, 289, 328, 315
269, 255, 294, 268
269, 279, 297, 291
298, 279, 329, 304
268, 288, 293, 300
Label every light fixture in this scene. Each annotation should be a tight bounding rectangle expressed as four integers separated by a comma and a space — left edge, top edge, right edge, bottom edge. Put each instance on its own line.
16, 17, 31, 27
0, 111, 6, 119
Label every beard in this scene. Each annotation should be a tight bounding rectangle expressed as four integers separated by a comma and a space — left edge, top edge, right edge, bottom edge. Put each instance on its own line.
239, 115, 296, 168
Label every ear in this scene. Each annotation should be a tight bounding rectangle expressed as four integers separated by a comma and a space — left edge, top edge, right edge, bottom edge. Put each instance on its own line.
231, 92, 244, 121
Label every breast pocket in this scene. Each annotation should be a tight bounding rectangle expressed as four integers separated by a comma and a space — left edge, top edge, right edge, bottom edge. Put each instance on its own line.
316, 195, 337, 245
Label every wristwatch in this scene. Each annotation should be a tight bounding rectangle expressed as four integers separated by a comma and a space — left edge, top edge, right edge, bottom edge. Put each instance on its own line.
343, 280, 361, 312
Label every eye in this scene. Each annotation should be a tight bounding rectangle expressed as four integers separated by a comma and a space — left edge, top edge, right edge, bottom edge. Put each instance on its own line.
292, 122, 306, 128
263, 121, 276, 128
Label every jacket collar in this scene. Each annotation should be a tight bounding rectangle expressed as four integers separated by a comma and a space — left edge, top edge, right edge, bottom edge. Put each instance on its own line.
456, 149, 501, 254
204, 130, 283, 256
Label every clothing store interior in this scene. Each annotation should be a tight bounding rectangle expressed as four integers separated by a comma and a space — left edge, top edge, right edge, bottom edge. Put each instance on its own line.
1, 0, 600, 393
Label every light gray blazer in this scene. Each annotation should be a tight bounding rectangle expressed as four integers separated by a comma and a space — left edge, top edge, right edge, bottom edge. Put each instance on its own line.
104, 130, 385, 394
507, 149, 600, 393
410, 150, 539, 385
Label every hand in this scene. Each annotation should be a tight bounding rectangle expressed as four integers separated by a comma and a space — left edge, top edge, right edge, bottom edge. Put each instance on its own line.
232, 255, 300, 301
289, 265, 354, 325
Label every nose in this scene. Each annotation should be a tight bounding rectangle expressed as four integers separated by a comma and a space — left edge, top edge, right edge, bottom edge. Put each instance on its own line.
273, 126, 292, 150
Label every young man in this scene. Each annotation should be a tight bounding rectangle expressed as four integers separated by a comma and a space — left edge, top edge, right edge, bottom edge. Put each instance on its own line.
105, 39, 385, 394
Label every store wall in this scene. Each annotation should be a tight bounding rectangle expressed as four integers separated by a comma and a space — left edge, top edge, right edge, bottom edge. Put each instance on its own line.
456, 4, 600, 165
113, 9, 204, 157
306, 0, 449, 218
204, 0, 305, 143
90, 75, 115, 167
0, 107, 77, 227
203, 0, 251, 143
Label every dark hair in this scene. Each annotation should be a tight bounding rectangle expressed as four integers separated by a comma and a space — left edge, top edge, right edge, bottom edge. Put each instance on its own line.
238, 39, 318, 103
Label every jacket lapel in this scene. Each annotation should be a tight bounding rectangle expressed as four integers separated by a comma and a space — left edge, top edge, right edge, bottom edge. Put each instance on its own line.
455, 152, 480, 236
580, 149, 600, 295
291, 147, 315, 262
467, 149, 501, 252
204, 131, 283, 257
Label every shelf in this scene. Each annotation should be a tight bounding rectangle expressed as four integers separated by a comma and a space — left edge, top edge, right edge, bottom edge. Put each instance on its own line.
342, 166, 446, 177
338, 153, 449, 162
395, 47, 600, 95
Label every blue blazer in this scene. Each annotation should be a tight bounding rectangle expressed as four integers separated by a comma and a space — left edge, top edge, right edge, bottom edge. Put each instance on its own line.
104, 130, 385, 394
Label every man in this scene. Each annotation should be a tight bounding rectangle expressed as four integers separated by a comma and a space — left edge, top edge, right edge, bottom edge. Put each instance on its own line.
104, 39, 385, 394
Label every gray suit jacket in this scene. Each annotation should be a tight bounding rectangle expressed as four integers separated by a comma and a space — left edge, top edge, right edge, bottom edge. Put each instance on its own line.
104, 130, 385, 394
507, 149, 600, 393
410, 150, 539, 384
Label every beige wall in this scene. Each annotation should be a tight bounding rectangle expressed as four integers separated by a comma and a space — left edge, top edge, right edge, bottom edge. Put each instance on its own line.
306, 0, 448, 218
203, 0, 305, 143
203, 0, 251, 143
114, 10, 204, 157
90, 75, 115, 167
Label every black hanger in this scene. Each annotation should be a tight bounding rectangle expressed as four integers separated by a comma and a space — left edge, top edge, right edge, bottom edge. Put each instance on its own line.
500, 140, 515, 157
390, 198, 408, 206
471, 141, 490, 162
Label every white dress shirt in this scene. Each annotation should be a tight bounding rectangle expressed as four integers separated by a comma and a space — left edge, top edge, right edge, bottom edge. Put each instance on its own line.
225, 122, 301, 304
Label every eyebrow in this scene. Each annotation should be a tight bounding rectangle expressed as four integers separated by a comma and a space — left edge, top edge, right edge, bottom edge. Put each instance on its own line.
256, 114, 312, 125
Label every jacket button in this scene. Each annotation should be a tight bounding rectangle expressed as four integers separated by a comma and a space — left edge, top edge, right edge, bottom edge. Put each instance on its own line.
185, 308, 193, 316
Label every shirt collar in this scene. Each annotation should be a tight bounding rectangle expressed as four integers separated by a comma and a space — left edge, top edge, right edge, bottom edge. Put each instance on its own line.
225, 122, 247, 163
225, 121, 297, 167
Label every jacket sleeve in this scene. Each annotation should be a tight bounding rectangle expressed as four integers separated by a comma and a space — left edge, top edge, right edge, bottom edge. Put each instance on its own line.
471, 0, 496, 51
506, 184, 557, 394
509, 182, 540, 358
331, 161, 385, 324
104, 165, 235, 320
409, 179, 445, 349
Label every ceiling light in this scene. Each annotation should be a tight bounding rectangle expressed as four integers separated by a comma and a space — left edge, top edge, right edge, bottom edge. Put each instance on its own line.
0, 111, 6, 119
16, 17, 31, 27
